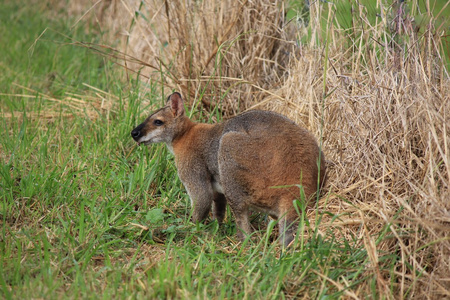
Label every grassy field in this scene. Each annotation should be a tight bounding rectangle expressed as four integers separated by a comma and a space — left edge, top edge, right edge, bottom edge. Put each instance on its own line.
1, 0, 449, 299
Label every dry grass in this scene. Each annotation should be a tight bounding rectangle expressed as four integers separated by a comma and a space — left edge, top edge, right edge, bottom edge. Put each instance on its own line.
55, 0, 296, 114
52, 0, 449, 298
1, 83, 119, 121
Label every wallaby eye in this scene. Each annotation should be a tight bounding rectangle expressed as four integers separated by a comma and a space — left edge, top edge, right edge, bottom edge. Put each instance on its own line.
153, 119, 164, 126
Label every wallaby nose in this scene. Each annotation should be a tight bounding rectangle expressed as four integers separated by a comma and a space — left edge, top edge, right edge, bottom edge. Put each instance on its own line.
131, 129, 141, 140
131, 123, 145, 141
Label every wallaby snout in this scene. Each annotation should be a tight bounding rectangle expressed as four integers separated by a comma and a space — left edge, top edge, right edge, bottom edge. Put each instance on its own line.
131, 92, 327, 247
131, 123, 145, 141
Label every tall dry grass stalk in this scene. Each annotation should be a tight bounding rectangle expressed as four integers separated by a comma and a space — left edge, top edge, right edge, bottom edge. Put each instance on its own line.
59, 0, 448, 298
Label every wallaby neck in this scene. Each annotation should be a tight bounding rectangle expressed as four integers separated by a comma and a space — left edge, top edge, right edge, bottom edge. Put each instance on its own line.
169, 117, 219, 158
167, 116, 197, 154
172, 116, 196, 142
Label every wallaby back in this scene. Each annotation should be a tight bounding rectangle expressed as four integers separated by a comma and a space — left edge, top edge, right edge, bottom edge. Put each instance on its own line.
131, 92, 327, 246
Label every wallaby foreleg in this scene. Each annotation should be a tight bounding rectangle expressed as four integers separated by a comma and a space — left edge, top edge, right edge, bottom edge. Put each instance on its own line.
185, 185, 213, 223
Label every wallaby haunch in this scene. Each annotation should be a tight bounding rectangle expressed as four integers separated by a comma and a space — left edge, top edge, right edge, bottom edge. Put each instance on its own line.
131, 92, 326, 246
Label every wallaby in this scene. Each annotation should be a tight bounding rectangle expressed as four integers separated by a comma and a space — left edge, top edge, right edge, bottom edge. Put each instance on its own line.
131, 92, 326, 246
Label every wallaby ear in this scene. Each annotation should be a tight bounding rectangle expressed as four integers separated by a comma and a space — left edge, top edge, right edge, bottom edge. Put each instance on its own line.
167, 92, 185, 117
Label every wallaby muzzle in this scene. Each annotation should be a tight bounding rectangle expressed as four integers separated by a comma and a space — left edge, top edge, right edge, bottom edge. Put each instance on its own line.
131, 123, 145, 141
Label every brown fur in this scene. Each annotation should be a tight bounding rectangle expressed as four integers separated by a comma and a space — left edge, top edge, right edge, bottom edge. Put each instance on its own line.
131, 92, 326, 246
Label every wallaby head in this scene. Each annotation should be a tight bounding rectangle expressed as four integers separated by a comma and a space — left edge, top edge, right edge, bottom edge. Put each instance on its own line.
131, 92, 186, 146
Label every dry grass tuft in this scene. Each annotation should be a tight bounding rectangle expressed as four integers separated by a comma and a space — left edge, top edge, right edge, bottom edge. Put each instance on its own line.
57, 0, 449, 297
57, 0, 296, 114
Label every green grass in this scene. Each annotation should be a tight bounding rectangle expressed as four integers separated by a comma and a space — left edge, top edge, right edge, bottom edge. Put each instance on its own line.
0, 1, 412, 299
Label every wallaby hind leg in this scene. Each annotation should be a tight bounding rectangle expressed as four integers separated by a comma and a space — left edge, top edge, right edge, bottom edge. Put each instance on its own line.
212, 192, 227, 223
219, 180, 253, 241
233, 205, 253, 241
278, 210, 298, 247
218, 132, 254, 242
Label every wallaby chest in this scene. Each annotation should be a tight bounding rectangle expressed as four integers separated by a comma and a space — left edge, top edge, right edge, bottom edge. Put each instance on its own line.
171, 122, 224, 188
